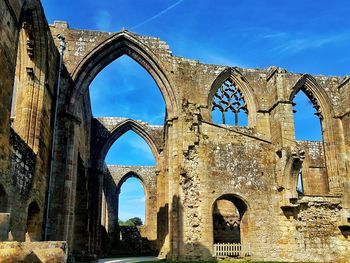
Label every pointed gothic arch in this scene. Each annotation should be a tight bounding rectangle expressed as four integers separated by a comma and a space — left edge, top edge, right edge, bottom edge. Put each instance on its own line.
209, 67, 257, 127
70, 31, 177, 119
97, 119, 161, 170
290, 74, 334, 120
117, 171, 147, 225
289, 74, 338, 193
116, 171, 146, 191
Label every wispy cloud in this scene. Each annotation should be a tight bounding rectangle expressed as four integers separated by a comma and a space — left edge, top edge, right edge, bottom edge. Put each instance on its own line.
95, 10, 113, 31
131, 0, 185, 29
256, 29, 350, 54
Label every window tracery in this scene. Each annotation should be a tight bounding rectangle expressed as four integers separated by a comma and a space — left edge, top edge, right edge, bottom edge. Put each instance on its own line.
212, 79, 248, 125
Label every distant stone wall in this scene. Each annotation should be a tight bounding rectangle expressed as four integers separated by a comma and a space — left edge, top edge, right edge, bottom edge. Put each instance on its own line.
102, 165, 157, 242
297, 140, 328, 195
115, 226, 156, 256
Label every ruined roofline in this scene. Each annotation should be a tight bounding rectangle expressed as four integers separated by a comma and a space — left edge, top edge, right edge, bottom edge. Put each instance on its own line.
94, 117, 163, 128
50, 20, 346, 79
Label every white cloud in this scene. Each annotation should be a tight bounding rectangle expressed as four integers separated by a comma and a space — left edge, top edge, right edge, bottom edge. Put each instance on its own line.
131, 0, 186, 30
254, 28, 350, 54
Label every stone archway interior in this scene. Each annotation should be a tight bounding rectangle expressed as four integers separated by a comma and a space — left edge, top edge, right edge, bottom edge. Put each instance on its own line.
213, 199, 241, 243
26, 201, 41, 241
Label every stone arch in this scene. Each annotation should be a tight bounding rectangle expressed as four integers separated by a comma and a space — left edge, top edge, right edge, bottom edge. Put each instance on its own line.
11, 0, 49, 151
26, 200, 41, 241
70, 31, 177, 119
290, 74, 338, 193
208, 67, 258, 127
116, 171, 147, 192
289, 74, 334, 120
210, 193, 250, 250
97, 119, 161, 169
0, 184, 8, 213
101, 166, 158, 246
116, 172, 148, 225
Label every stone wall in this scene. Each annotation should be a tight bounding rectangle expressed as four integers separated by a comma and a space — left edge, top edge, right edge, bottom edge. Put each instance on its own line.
9, 128, 36, 197
297, 140, 328, 195
0, 0, 25, 192
0, 4, 348, 262
0, 241, 67, 262
0, 0, 58, 243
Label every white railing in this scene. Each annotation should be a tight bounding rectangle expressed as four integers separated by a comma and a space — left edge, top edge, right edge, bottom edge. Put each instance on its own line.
213, 243, 250, 258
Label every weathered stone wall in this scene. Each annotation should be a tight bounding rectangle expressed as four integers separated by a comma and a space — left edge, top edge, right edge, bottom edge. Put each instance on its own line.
297, 140, 328, 195
0, 241, 67, 262
0, 5, 349, 262
9, 129, 36, 199
0, 0, 25, 189
0, 0, 26, 242
0, 0, 59, 244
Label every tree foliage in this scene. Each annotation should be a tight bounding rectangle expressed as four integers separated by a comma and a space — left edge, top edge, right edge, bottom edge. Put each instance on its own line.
118, 217, 143, 226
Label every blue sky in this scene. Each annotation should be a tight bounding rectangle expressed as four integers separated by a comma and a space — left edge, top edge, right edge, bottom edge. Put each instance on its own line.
42, 0, 347, 222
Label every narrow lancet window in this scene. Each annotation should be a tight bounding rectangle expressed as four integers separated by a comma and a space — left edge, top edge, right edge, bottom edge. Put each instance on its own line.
212, 79, 248, 126
292, 90, 322, 141
297, 168, 304, 194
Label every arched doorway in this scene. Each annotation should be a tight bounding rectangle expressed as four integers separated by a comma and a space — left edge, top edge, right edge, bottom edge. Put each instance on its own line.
0, 185, 8, 213
26, 201, 41, 241
212, 194, 249, 258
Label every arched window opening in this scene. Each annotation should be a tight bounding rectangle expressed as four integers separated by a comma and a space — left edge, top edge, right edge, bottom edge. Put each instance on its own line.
292, 90, 322, 141
26, 201, 41, 241
292, 90, 328, 195
297, 168, 304, 194
90, 55, 165, 125
0, 185, 8, 213
212, 79, 248, 126
118, 177, 145, 228
105, 130, 155, 166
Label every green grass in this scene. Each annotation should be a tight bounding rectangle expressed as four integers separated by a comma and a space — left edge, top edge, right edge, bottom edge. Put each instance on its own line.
133, 262, 304, 263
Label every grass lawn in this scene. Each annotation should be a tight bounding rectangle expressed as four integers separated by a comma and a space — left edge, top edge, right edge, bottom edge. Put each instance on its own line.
132, 262, 291, 263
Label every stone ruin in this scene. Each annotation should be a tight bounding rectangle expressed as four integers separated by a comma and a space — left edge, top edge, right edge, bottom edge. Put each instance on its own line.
0, 0, 349, 262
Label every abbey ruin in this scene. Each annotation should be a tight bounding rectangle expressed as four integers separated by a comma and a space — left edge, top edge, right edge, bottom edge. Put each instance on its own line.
0, 0, 349, 262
